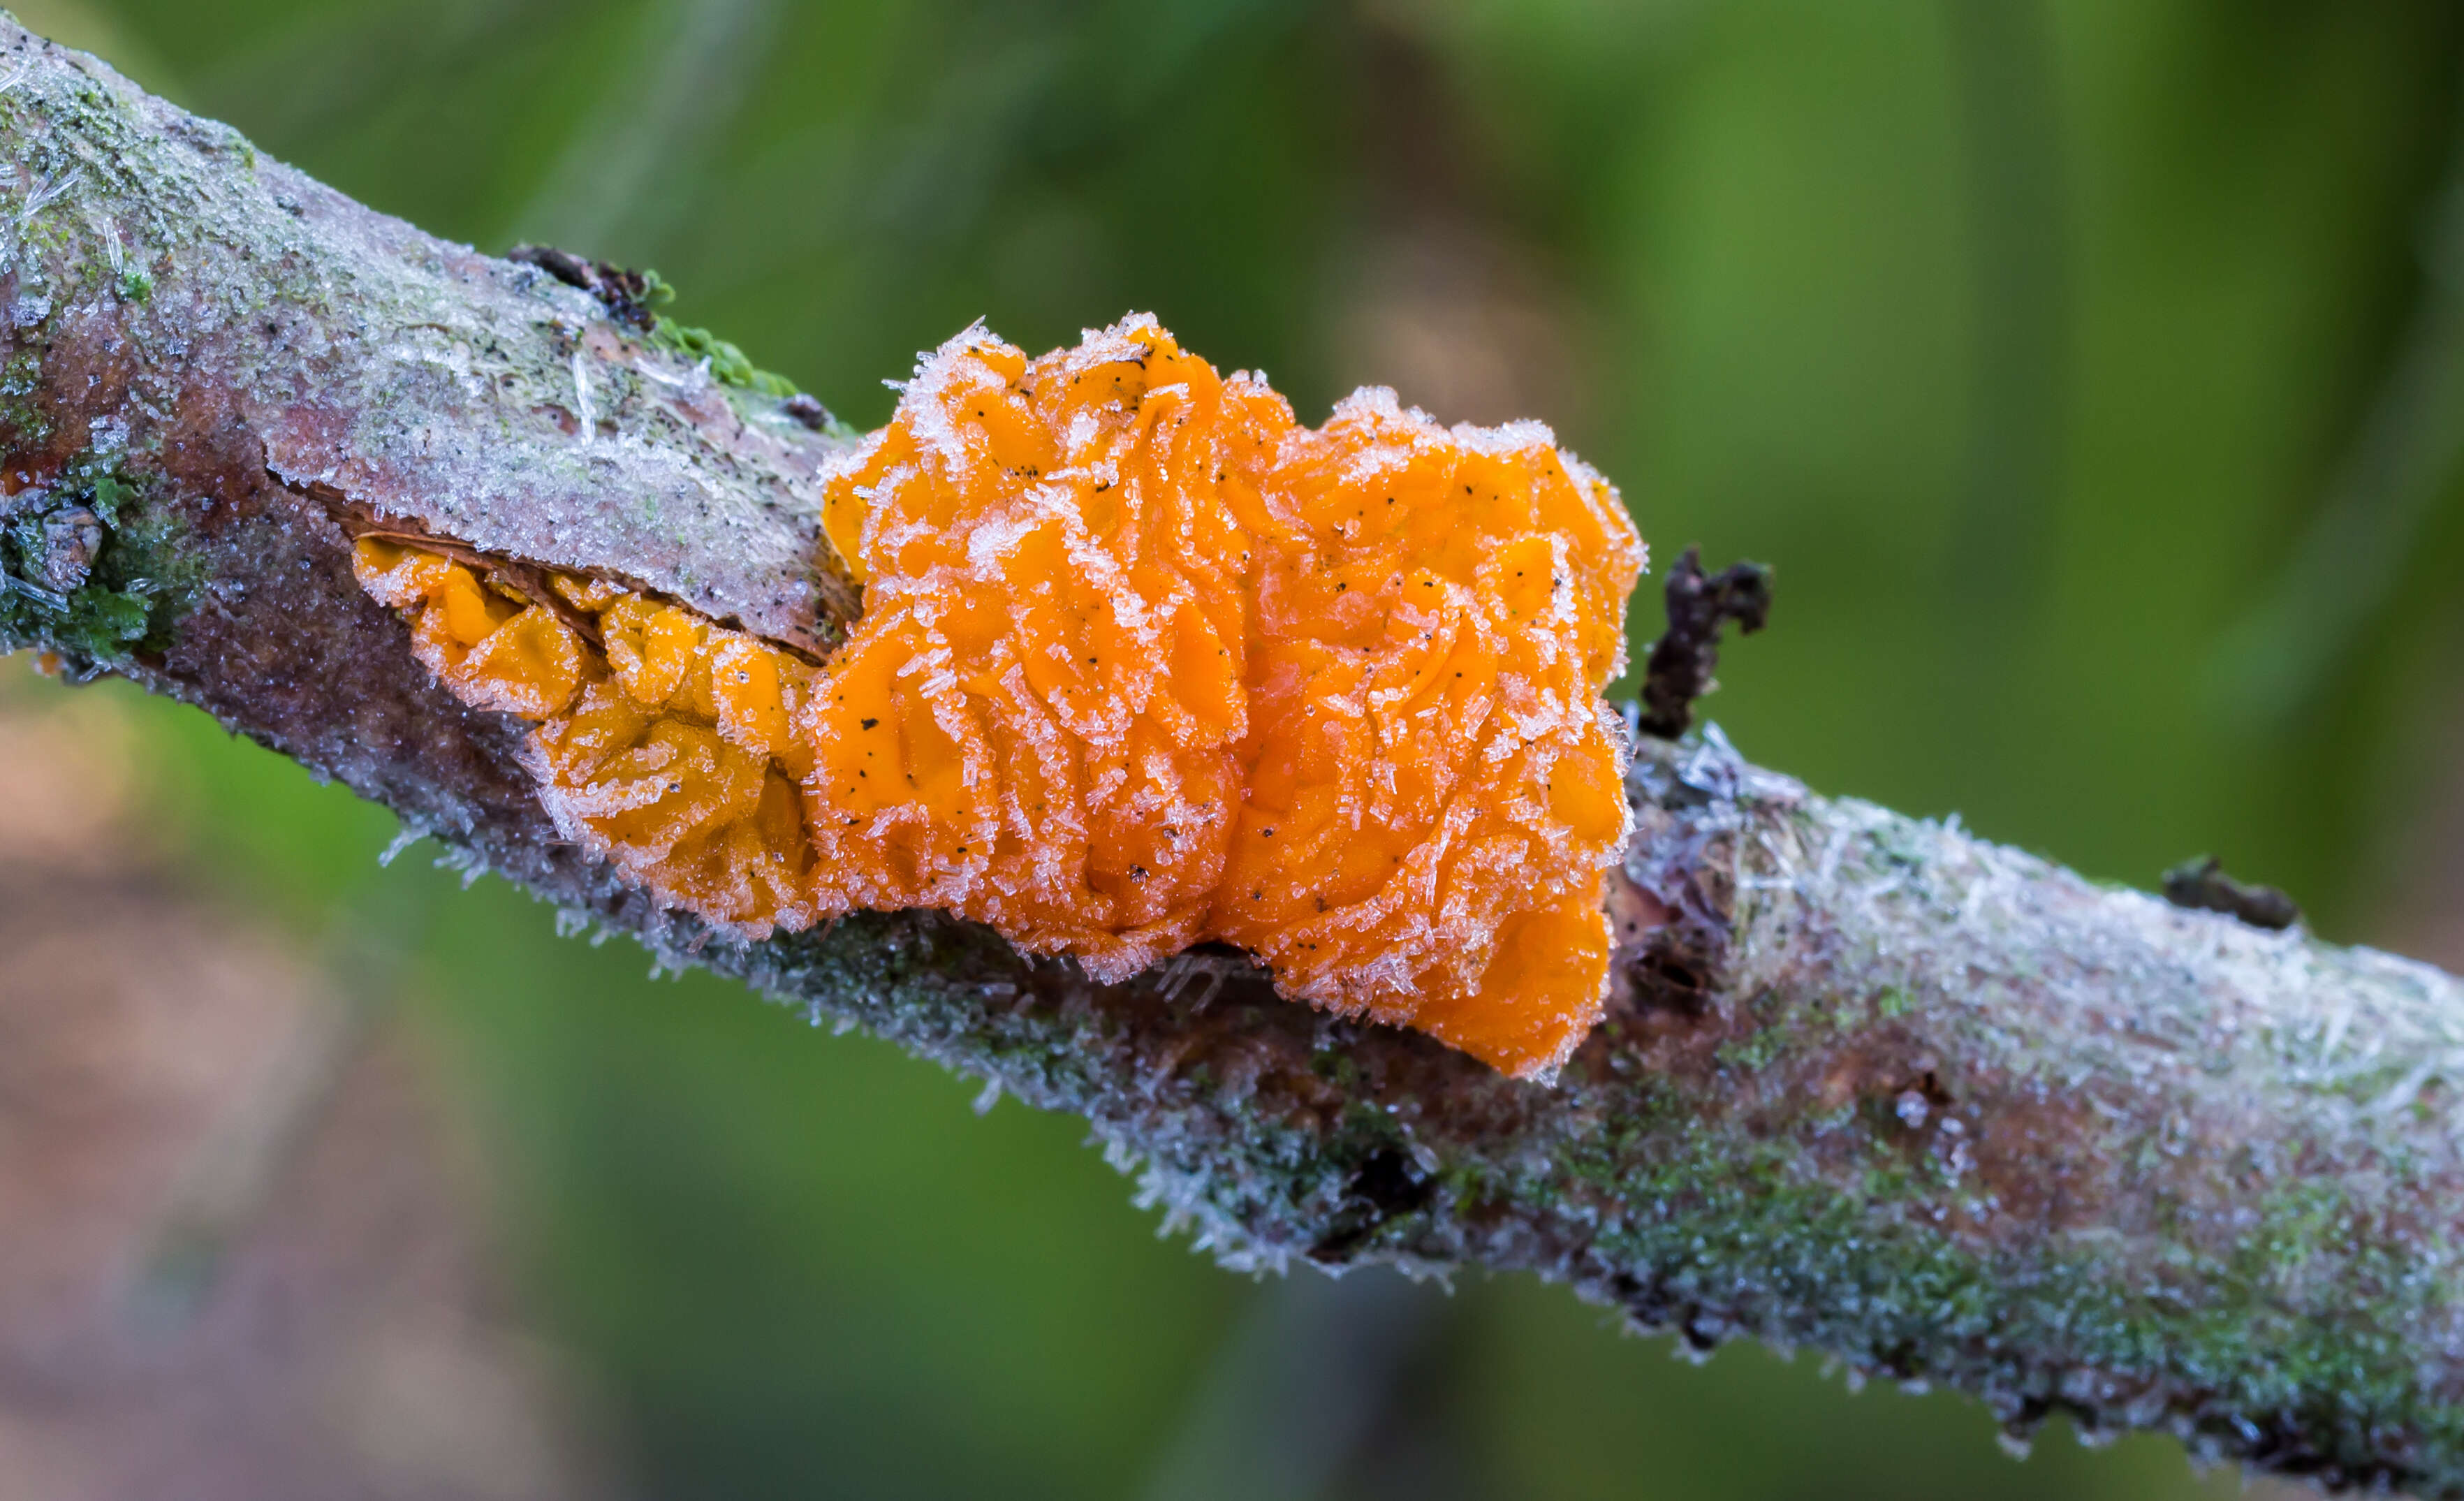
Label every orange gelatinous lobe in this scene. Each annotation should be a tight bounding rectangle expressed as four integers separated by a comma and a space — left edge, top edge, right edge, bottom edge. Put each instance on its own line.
354, 541, 584, 718
810, 316, 1643, 1076
350, 541, 820, 937
350, 315, 1643, 1078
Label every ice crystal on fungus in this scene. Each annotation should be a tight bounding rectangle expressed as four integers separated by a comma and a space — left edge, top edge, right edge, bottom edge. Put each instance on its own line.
353, 316, 1643, 1078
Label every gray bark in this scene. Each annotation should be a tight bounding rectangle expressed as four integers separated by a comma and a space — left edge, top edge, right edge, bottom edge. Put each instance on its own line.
5, 17, 2462, 1491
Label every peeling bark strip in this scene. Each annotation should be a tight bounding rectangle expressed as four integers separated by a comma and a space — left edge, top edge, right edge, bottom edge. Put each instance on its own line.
5, 19, 2464, 1491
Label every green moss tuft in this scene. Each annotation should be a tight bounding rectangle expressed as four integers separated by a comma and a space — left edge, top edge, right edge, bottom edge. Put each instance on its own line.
0, 347, 50, 450
650, 314, 801, 395
630, 269, 802, 397
0, 450, 190, 664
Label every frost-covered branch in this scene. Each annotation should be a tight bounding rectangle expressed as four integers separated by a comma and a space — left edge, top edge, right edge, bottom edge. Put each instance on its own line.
6, 17, 2464, 1493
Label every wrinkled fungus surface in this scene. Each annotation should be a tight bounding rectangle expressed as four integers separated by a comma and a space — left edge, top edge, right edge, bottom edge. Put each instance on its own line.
355, 316, 1643, 1076
354, 543, 823, 935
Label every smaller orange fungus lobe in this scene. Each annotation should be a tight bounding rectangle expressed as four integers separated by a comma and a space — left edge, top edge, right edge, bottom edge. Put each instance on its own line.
351, 539, 820, 936
355, 541, 584, 718
351, 314, 1643, 1078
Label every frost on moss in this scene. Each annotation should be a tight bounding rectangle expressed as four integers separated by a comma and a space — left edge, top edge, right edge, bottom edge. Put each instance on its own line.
0, 451, 170, 664
650, 312, 800, 397
626, 269, 789, 396
570, 262, 801, 397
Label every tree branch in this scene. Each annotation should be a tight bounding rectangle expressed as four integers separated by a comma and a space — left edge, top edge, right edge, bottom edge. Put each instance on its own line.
6, 18, 2463, 1491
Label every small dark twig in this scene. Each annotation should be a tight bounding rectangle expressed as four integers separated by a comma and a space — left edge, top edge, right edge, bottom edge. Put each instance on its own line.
506, 242, 666, 332
2162, 856, 2301, 932
782, 393, 830, 432
504, 242, 594, 292
1638, 546, 1773, 739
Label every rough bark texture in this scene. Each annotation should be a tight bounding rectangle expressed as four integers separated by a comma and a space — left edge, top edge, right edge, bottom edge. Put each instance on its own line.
6, 18, 2463, 1492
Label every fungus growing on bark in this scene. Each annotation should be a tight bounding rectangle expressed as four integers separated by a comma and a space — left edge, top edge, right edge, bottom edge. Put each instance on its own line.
353, 315, 1643, 1078
353, 542, 822, 935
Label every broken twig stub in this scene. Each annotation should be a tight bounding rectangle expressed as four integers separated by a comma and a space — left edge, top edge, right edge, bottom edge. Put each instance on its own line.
2162, 854, 2302, 932
1638, 545, 1772, 739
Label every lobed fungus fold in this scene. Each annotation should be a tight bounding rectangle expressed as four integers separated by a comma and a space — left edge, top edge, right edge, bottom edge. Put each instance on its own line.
352, 315, 1643, 1078
354, 542, 822, 934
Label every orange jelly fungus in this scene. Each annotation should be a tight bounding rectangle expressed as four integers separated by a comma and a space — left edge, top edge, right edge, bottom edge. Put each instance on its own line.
353, 314, 1644, 1078
353, 543, 825, 934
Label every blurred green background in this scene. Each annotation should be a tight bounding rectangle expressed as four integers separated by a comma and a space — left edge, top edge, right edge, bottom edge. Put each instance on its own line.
18, 0, 2464, 1495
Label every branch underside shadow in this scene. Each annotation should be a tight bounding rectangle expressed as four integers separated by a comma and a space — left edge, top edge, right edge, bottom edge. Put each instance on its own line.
5, 17, 2463, 1492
